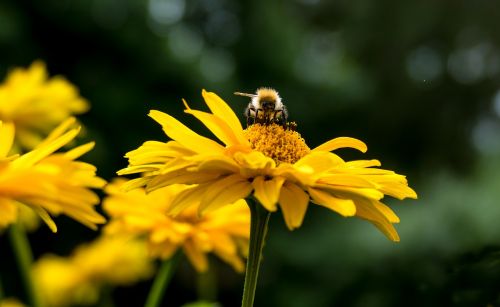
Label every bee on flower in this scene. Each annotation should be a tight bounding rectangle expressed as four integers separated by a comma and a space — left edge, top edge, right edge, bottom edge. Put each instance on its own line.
117, 88, 417, 306
118, 89, 416, 241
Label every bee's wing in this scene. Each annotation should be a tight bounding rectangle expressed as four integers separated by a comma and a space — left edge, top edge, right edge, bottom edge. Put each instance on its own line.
234, 92, 257, 98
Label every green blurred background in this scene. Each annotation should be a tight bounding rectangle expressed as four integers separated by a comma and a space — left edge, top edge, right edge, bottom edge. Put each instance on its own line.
2, 0, 500, 306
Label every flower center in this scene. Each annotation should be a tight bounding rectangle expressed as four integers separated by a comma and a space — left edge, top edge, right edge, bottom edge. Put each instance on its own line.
244, 123, 310, 164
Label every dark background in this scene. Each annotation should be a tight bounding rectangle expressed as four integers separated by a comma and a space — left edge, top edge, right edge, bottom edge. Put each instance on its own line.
2, 0, 500, 306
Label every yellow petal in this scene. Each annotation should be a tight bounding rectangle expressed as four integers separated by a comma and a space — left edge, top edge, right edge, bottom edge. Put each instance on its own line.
12, 128, 80, 169
149, 110, 223, 154
117, 164, 163, 175
315, 184, 384, 200
278, 182, 309, 230
307, 188, 356, 216
199, 175, 252, 214
37, 117, 77, 146
183, 240, 209, 272
317, 173, 376, 188
184, 103, 240, 146
372, 200, 400, 223
252, 176, 285, 212
294, 152, 344, 174
146, 171, 220, 192
354, 197, 400, 242
201, 89, 248, 144
344, 159, 381, 168
0, 198, 18, 228
31, 206, 58, 233
233, 151, 275, 170
0, 121, 15, 158
63, 142, 95, 160
273, 164, 315, 186
312, 137, 367, 153
120, 177, 152, 192
168, 184, 208, 215
194, 155, 240, 173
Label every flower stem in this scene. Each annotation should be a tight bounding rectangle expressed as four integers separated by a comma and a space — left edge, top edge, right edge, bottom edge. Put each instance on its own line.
196, 263, 217, 301
145, 251, 181, 307
241, 198, 271, 307
8, 223, 42, 307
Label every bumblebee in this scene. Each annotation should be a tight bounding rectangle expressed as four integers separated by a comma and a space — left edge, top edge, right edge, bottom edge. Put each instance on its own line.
234, 87, 288, 127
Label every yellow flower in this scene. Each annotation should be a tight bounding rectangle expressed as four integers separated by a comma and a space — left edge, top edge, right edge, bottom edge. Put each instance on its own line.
118, 90, 417, 241
0, 118, 106, 232
0, 298, 25, 307
32, 235, 153, 307
103, 179, 250, 272
0, 61, 89, 150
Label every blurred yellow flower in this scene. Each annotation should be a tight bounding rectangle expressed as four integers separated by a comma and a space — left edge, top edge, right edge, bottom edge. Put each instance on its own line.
0, 298, 25, 307
0, 61, 89, 150
32, 235, 154, 307
103, 179, 250, 272
118, 90, 417, 241
0, 118, 106, 232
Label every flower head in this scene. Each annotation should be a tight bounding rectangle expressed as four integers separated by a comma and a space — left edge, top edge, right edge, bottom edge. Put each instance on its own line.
0, 118, 106, 232
0, 61, 89, 150
119, 90, 417, 241
103, 179, 250, 272
32, 235, 153, 307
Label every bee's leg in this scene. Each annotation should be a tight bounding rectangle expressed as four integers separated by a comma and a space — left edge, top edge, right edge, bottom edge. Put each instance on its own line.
255, 109, 262, 124
275, 110, 286, 128
246, 108, 252, 126
281, 107, 288, 128
246, 106, 256, 126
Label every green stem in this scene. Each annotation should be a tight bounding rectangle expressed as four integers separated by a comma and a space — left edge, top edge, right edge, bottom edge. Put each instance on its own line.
145, 252, 181, 307
196, 263, 217, 301
7, 223, 42, 307
241, 198, 271, 307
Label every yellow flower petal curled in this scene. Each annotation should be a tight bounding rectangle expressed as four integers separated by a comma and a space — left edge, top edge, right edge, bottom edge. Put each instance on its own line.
183, 99, 242, 147
307, 187, 356, 217
103, 179, 250, 273
118, 90, 417, 241
279, 182, 309, 230
0, 120, 105, 232
0, 61, 89, 151
312, 136, 367, 153
149, 110, 223, 154
202, 89, 248, 145
252, 176, 285, 212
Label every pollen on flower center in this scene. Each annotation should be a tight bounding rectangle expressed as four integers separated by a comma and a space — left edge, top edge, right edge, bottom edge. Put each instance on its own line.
243, 123, 310, 164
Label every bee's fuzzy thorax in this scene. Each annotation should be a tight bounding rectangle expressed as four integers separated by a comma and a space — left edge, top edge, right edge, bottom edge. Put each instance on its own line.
253, 87, 282, 108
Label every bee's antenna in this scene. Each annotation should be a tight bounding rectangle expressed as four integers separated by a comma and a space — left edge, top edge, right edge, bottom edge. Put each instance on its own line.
234, 92, 257, 98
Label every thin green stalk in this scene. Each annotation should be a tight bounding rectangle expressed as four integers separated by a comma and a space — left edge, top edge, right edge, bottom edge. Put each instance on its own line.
8, 223, 42, 307
196, 263, 217, 301
145, 251, 182, 307
241, 198, 271, 307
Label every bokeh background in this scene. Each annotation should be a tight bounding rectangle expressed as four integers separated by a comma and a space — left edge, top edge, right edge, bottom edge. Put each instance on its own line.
1, 0, 500, 306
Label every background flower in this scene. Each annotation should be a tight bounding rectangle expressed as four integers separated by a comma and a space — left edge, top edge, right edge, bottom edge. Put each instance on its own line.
0, 61, 88, 151
32, 235, 154, 307
0, 119, 105, 232
103, 179, 250, 273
